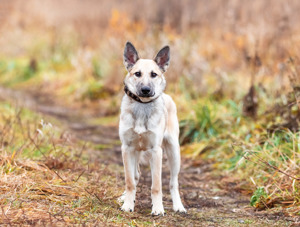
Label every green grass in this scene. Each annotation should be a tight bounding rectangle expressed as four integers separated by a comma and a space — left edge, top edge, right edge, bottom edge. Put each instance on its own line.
179, 90, 300, 214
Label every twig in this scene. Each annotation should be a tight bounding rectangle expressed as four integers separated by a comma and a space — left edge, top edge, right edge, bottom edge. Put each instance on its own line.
76, 142, 87, 158
287, 56, 300, 109
250, 150, 300, 181
28, 135, 67, 182
48, 212, 53, 227
51, 169, 67, 182
28, 133, 47, 159
243, 150, 300, 181
232, 144, 300, 181
260, 198, 270, 210
1, 206, 12, 226
75, 170, 85, 182
84, 188, 102, 205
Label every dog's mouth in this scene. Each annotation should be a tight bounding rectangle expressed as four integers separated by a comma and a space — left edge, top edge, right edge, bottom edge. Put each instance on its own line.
138, 92, 155, 98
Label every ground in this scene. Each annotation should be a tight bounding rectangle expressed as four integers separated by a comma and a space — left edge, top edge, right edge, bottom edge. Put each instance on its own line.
0, 86, 299, 226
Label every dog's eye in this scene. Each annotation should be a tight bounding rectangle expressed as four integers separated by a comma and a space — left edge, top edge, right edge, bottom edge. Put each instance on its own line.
134, 71, 141, 77
151, 72, 157, 78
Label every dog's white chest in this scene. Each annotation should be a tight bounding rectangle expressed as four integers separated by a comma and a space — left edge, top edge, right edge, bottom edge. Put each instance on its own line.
134, 118, 147, 134
131, 101, 160, 134
119, 96, 167, 150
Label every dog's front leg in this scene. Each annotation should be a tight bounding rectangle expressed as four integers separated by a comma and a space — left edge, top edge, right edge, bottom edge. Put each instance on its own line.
121, 145, 136, 212
150, 147, 164, 216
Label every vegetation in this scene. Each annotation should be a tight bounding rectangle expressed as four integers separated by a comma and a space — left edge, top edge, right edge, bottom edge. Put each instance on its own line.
0, 0, 299, 225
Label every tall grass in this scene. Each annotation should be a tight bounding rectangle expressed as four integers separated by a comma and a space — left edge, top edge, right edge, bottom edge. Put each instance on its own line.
179, 88, 300, 214
233, 130, 300, 213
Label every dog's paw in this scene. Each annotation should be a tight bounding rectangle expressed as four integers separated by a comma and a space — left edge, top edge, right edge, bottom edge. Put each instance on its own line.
173, 203, 187, 213
171, 196, 187, 213
151, 204, 165, 216
121, 201, 134, 212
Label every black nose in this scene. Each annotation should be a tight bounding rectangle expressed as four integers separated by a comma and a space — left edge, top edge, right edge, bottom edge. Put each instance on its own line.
141, 86, 151, 95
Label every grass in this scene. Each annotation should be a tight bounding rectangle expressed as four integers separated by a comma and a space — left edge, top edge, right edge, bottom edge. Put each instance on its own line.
179, 89, 300, 214
1, 30, 300, 215
233, 130, 300, 213
2, 102, 290, 227
0, 102, 127, 225
1, 1, 300, 223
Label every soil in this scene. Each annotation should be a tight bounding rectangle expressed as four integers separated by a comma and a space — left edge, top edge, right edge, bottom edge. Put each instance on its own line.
0, 86, 299, 226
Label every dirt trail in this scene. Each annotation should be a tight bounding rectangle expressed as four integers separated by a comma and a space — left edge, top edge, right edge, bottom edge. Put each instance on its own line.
0, 87, 298, 226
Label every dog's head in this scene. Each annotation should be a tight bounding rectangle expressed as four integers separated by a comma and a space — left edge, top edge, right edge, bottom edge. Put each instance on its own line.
123, 42, 169, 101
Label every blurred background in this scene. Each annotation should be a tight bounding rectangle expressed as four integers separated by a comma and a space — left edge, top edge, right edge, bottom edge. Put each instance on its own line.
1, 0, 299, 103
0, 0, 299, 223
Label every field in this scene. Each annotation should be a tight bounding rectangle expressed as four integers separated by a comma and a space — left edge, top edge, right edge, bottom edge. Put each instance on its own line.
0, 0, 300, 226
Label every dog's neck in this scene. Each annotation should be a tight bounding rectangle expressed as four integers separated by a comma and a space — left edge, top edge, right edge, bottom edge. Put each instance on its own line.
124, 84, 158, 104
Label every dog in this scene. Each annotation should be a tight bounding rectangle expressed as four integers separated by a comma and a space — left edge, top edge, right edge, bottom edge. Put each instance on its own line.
118, 42, 186, 215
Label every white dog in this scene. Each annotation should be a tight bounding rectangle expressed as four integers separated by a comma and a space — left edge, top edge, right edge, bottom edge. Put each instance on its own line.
118, 42, 186, 215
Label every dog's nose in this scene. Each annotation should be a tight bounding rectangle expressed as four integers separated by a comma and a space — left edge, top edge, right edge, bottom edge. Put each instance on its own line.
141, 86, 151, 95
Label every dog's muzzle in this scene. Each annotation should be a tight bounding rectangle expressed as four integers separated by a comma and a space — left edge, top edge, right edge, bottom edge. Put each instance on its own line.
138, 86, 155, 97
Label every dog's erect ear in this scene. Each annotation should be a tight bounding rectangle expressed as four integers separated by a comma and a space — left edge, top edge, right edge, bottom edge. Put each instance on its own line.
154, 46, 170, 72
124, 42, 139, 71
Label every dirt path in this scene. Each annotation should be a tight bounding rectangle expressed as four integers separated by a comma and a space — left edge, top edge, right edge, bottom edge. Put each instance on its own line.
0, 87, 298, 226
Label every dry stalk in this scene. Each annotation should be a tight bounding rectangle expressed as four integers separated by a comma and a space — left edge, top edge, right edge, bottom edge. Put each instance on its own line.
243, 148, 300, 181
232, 143, 300, 181
287, 57, 300, 109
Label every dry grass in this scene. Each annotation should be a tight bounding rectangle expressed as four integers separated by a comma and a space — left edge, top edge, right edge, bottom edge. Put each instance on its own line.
0, 0, 300, 222
0, 103, 125, 225
1, 102, 297, 225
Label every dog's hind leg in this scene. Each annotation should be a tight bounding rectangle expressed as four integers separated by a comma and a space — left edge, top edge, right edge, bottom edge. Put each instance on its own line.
120, 145, 137, 212
164, 136, 187, 213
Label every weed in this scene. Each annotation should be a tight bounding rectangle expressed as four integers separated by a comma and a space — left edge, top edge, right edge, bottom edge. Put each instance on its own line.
250, 187, 268, 208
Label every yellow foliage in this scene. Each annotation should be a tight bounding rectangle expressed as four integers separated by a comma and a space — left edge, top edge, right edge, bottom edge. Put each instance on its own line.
109, 9, 129, 30
236, 35, 246, 49
182, 142, 208, 158
109, 9, 145, 34
163, 24, 179, 42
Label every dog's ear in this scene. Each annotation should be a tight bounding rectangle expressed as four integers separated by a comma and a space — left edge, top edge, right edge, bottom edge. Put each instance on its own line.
124, 42, 139, 71
154, 46, 170, 72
